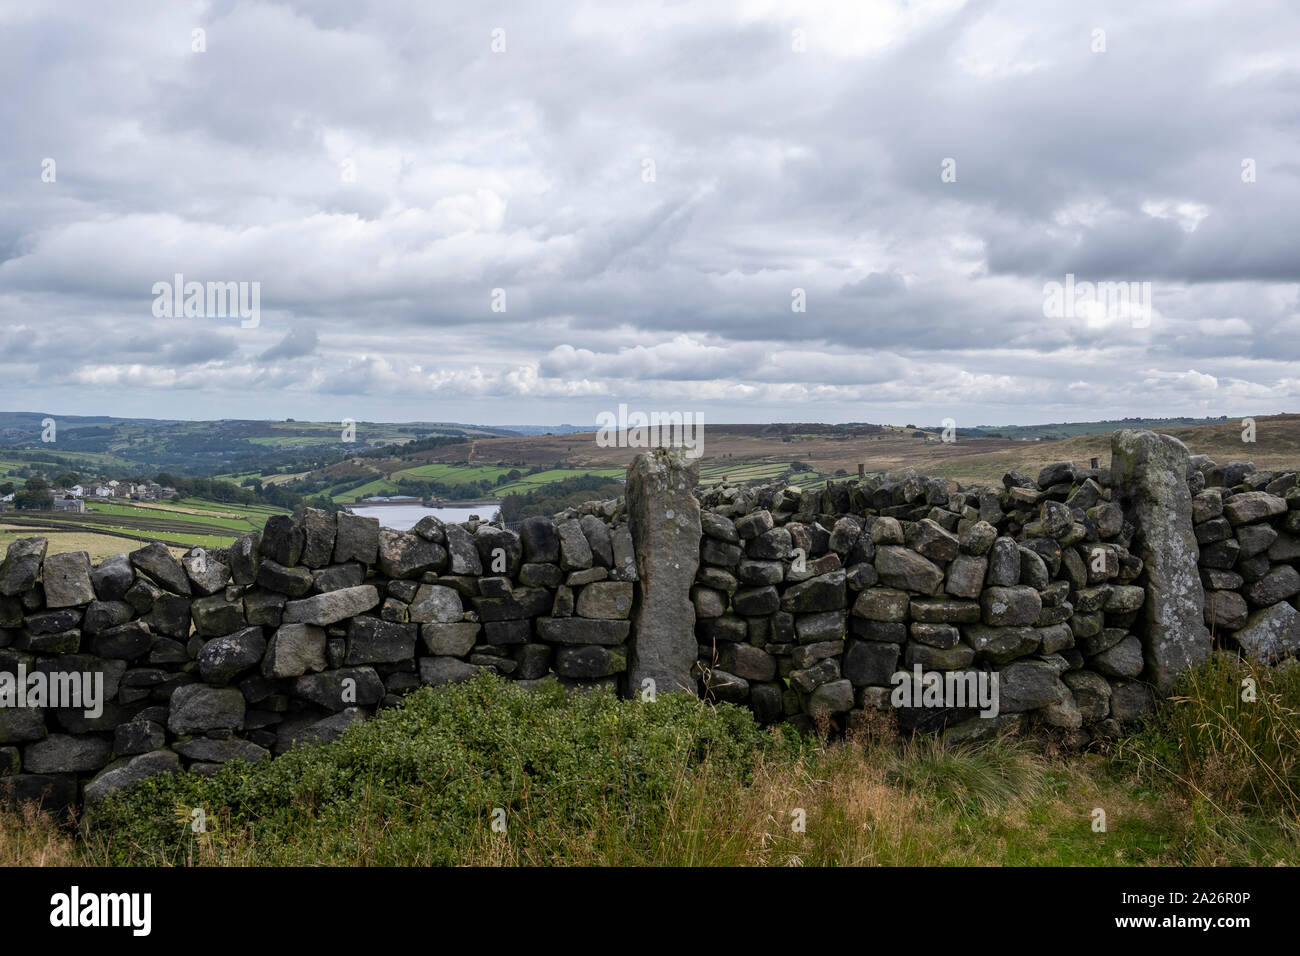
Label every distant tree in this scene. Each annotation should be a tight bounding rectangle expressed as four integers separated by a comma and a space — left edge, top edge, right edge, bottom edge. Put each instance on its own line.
24, 477, 49, 493
0, 482, 12, 495
14, 489, 53, 510
303, 496, 342, 514
54, 472, 80, 488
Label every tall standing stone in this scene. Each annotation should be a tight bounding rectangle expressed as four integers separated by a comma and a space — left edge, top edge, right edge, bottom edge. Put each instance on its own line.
1110, 430, 1211, 693
626, 448, 701, 697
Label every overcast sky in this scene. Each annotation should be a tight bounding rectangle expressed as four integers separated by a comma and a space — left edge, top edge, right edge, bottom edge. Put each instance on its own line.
2, 0, 1298, 428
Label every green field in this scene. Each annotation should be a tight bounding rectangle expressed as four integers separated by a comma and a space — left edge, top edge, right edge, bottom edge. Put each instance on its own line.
247, 436, 350, 447
169, 498, 284, 517
495, 468, 623, 495
330, 477, 401, 502
697, 460, 835, 490
0, 414, 516, 481
0, 451, 138, 483
391, 463, 516, 483
327, 464, 627, 503
698, 461, 793, 483
86, 503, 264, 533
0, 497, 286, 553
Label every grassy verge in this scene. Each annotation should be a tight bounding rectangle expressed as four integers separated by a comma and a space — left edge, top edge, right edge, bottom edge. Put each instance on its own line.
3, 656, 1298, 867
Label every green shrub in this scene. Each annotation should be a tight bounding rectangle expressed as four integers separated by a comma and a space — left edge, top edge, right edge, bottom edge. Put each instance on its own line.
84, 675, 800, 866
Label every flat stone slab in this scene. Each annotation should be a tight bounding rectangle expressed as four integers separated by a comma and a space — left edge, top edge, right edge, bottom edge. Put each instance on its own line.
282, 585, 380, 626
536, 618, 631, 646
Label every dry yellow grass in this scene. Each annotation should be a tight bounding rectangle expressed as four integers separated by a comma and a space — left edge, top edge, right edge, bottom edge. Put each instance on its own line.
0, 527, 186, 562
0, 806, 82, 866
354, 414, 1300, 486
921, 414, 1300, 483
441, 724, 1255, 867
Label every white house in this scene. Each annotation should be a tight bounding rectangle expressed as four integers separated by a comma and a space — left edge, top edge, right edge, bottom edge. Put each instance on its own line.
68, 484, 84, 498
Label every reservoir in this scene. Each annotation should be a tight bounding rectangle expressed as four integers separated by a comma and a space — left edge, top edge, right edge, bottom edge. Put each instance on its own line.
348, 503, 501, 531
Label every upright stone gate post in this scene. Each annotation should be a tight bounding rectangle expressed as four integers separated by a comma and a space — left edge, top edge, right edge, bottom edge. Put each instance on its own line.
625, 447, 702, 697
1110, 430, 1212, 694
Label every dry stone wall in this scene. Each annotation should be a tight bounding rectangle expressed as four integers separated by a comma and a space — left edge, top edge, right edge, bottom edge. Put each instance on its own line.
2, 429, 1296, 814
0, 503, 637, 813
690, 438, 1153, 742
1190, 456, 1300, 664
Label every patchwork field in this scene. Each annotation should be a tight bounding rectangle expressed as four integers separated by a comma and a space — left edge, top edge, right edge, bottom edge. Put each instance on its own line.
0, 526, 192, 562
323, 464, 627, 503
4, 416, 1296, 553
390, 462, 519, 483
329, 477, 402, 502
0, 497, 286, 556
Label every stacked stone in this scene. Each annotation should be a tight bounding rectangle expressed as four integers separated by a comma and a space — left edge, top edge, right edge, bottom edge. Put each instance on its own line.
692, 458, 1149, 739
0, 504, 635, 813
11, 439, 1295, 816
522, 513, 635, 692
1191, 458, 1300, 663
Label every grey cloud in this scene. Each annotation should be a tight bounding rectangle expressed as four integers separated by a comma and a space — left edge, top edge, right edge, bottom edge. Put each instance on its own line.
260, 326, 320, 361
1, 0, 1297, 426
165, 333, 240, 366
